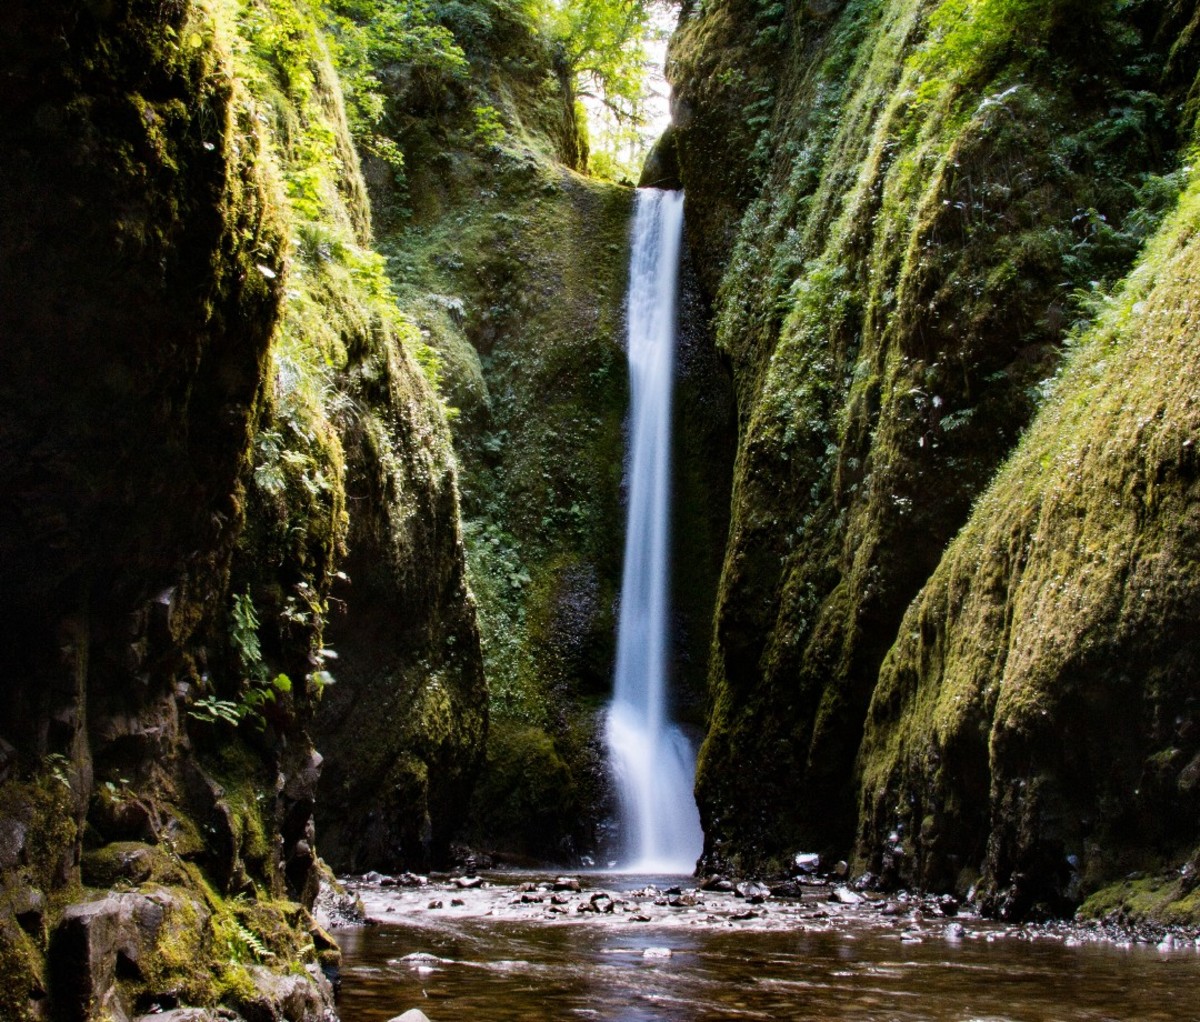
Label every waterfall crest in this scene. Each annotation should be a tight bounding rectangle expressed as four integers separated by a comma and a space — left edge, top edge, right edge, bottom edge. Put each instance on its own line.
605, 188, 703, 873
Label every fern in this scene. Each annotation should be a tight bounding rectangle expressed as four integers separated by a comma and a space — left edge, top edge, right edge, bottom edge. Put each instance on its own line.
236, 921, 276, 961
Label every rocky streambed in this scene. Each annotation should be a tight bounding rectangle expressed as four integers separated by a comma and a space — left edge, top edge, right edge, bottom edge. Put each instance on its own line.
322, 872, 1200, 1021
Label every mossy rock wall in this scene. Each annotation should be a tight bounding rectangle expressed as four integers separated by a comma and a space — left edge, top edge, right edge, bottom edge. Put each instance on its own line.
0, 0, 342, 1017
350, 4, 734, 862
669, 0, 1200, 878
856, 165, 1200, 922
392, 138, 634, 863
0, 0, 487, 1014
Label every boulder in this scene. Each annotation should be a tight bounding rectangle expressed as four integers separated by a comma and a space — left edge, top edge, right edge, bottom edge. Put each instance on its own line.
735, 881, 770, 904
51, 891, 204, 1022
794, 853, 821, 874
245, 963, 333, 1022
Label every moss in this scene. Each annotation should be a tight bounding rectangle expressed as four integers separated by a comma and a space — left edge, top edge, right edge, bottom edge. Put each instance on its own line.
0, 911, 45, 1022
467, 719, 580, 862
1079, 874, 1200, 929
0, 778, 78, 896
355, 65, 640, 855
671, 0, 1196, 874
80, 843, 185, 889
856, 166, 1200, 918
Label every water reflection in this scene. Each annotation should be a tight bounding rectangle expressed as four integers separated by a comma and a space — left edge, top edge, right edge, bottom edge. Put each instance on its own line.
334, 879, 1200, 1022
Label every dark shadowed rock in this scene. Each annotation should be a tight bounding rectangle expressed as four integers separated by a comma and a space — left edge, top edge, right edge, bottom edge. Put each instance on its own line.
637, 126, 682, 190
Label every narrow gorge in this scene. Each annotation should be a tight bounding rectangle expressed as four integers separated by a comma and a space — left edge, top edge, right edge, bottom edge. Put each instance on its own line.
2, 0, 1200, 1019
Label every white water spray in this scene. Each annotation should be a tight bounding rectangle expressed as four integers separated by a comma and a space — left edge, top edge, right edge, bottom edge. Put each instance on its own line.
605, 188, 703, 873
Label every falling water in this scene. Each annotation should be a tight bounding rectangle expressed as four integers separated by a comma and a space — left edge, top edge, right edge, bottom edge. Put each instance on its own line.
604, 187, 704, 873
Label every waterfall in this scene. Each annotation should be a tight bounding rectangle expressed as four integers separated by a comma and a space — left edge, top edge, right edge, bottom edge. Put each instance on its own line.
604, 187, 704, 873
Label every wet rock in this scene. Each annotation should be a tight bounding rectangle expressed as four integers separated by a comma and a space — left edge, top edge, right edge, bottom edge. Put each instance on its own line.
246, 964, 332, 1022
133, 1011, 222, 1022
668, 893, 698, 907
452, 875, 482, 889
551, 893, 571, 906
731, 910, 758, 921
379, 875, 399, 887
519, 893, 543, 904
310, 923, 339, 955
735, 881, 771, 904
590, 893, 615, 914
794, 852, 821, 874
1181, 857, 1199, 895
362, 871, 385, 884
314, 878, 366, 929
937, 894, 960, 917
398, 873, 428, 888
427, 900, 443, 910
388, 1011, 433, 1022
553, 877, 581, 892
450, 898, 465, 907
629, 913, 652, 922
829, 887, 864, 905
700, 875, 734, 892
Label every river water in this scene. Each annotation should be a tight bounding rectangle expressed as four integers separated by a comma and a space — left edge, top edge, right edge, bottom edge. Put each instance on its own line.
330, 873, 1200, 1022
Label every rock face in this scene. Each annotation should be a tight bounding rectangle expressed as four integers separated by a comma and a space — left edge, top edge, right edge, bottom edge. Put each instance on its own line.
0, 0, 485, 1015
334, 3, 733, 864
668, 0, 1200, 916
856, 173, 1200, 917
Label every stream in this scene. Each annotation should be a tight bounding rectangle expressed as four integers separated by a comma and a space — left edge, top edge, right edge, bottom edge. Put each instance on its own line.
330, 872, 1200, 1021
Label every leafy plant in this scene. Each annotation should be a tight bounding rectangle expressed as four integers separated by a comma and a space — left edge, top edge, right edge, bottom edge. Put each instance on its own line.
45, 752, 73, 791
321, 0, 469, 134
188, 696, 246, 726
472, 104, 507, 147
234, 921, 276, 961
